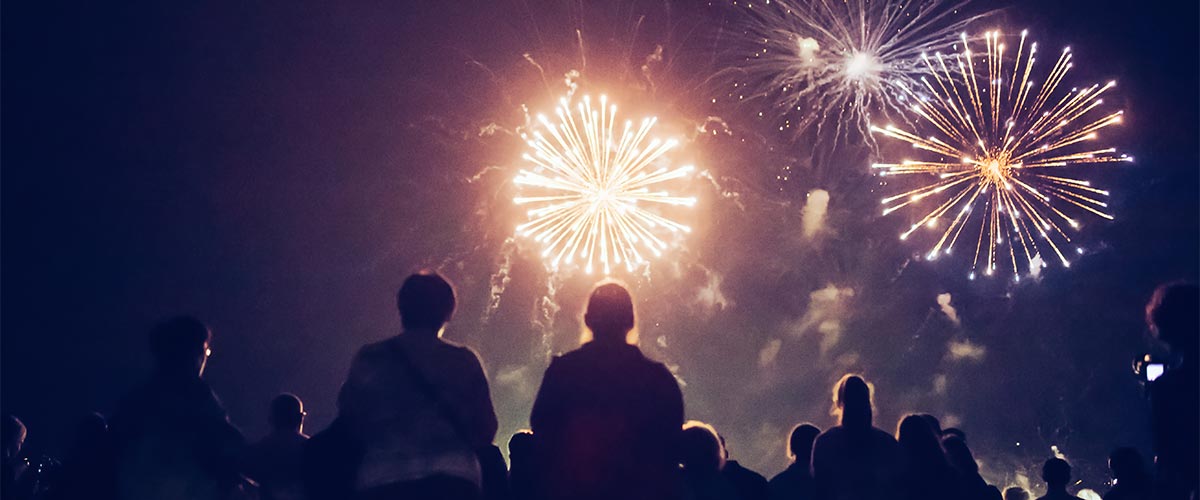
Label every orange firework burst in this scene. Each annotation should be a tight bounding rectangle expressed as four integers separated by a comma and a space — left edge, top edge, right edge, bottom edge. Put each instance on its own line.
872, 30, 1131, 280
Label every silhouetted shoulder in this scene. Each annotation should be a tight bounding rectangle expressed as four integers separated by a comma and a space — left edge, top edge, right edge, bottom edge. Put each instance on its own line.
869, 427, 898, 444
647, 357, 675, 378
350, 338, 396, 365
440, 340, 487, 366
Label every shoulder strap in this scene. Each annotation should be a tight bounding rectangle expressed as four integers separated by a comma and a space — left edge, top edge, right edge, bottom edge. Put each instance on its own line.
388, 340, 474, 446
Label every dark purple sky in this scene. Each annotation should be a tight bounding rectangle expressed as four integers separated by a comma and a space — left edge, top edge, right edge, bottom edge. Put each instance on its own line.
4, 0, 1196, 492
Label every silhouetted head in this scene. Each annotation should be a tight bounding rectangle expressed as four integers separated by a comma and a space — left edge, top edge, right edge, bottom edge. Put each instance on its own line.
3, 415, 26, 462
918, 414, 943, 435
897, 414, 946, 466
71, 412, 107, 448
1041, 458, 1071, 489
1002, 486, 1030, 500
398, 272, 457, 335
787, 423, 820, 465
1108, 447, 1146, 482
831, 374, 874, 428
942, 436, 978, 475
583, 282, 636, 344
680, 421, 725, 474
508, 430, 534, 463
149, 316, 212, 378
268, 393, 305, 433
942, 427, 966, 442
1146, 282, 1199, 359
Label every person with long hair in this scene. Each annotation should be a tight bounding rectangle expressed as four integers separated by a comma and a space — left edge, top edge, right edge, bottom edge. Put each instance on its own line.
810, 374, 903, 500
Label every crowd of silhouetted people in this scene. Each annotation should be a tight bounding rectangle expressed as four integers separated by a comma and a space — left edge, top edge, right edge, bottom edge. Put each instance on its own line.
2, 273, 1196, 500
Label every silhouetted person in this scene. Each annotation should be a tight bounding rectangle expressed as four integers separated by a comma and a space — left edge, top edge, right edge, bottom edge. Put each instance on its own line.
1103, 447, 1150, 500
810, 374, 904, 500
1144, 283, 1198, 499
245, 393, 309, 500
2, 415, 29, 500
302, 418, 362, 500
1037, 458, 1079, 500
679, 422, 740, 500
918, 414, 943, 437
769, 423, 820, 500
477, 443, 509, 500
1005, 486, 1031, 500
895, 414, 956, 500
507, 431, 537, 500
720, 433, 769, 500
529, 282, 685, 500
943, 436, 995, 500
942, 427, 966, 442
108, 316, 246, 500
47, 412, 111, 500
338, 272, 498, 500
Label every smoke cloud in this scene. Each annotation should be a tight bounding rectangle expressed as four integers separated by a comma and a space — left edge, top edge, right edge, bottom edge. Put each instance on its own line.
694, 269, 731, 314
946, 339, 987, 362
1029, 254, 1045, 280
758, 338, 782, 368
791, 284, 855, 355
801, 189, 830, 239
937, 292, 961, 327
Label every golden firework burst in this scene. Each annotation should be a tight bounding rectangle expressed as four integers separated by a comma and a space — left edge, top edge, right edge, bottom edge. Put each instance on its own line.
872, 30, 1131, 280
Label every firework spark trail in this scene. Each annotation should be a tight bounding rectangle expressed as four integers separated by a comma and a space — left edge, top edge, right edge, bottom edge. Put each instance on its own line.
514, 94, 697, 275
872, 30, 1131, 280
729, 0, 989, 147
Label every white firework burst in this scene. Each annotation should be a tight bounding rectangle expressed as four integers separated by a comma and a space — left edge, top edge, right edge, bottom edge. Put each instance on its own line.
729, 0, 989, 147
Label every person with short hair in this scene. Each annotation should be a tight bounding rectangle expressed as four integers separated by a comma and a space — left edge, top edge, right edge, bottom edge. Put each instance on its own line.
1036, 458, 1079, 500
1103, 447, 1150, 500
337, 271, 498, 500
245, 393, 309, 500
1144, 283, 1198, 500
1004, 486, 1031, 500
46, 412, 111, 500
2, 415, 29, 500
679, 421, 740, 500
942, 435, 998, 500
895, 414, 956, 500
719, 433, 768, 500
507, 431, 536, 500
109, 316, 246, 500
769, 423, 820, 500
529, 281, 685, 500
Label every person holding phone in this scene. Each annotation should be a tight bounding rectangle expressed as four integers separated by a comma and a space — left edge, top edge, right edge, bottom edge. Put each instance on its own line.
1143, 282, 1198, 500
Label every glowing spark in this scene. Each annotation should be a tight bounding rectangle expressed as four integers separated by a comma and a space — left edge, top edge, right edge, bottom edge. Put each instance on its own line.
513, 95, 696, 275
732, 0, 989, 146
872, 31, 1130, 278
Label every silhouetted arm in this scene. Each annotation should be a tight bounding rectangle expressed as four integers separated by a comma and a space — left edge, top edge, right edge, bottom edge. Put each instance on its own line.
653, 362, 685, 462
810, 434, 831, 500
661, 364, 684, 427
336, 347, 371, 418
529, 358, 565, 435
459, 347, 499, 448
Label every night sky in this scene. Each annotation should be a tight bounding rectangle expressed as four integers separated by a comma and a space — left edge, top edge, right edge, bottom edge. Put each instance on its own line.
3, 0, 1197, 493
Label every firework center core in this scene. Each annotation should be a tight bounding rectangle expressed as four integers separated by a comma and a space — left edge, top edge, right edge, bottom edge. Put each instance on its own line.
981, 157, 1014, 185
845, 52, 878, 80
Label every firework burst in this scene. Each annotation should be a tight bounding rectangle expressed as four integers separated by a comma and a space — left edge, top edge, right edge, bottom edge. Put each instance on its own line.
514, 94, 697, 275
872, 30, 1131, 280
730, 0, 987, 146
